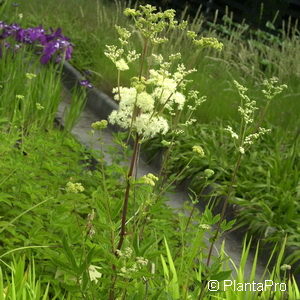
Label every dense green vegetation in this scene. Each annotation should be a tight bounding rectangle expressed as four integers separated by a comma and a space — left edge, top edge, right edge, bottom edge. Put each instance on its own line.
1, 0, 299, 299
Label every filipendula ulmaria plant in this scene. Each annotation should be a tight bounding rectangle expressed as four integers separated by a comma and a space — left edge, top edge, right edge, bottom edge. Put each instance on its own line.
102, 4, 222, 298
104, 4, 222, 253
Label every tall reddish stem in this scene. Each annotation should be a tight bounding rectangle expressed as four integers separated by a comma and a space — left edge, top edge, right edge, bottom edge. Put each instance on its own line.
116, 133, 140, 251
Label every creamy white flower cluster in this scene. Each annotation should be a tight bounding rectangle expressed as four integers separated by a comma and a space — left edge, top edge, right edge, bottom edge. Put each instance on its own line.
120, 256, 149, 275
116, 247, 133, 258
109, 61, 197, 139
116, 246, 149, 276
262, 77, 287, 100
244, 127, 271, 146
226, 125, 271, 155
109, 85, 169, 138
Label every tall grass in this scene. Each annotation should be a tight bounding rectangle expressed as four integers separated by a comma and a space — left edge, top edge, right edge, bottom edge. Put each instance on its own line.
0, 258, 51, 300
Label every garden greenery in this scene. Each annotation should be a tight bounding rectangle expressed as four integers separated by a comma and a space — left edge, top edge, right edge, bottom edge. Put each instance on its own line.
1, 1, 299, 299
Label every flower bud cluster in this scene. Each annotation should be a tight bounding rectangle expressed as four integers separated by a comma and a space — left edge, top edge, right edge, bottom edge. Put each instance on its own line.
187, 31, 223, 51
141, 173, 159, 186
91, 120, 108, 130
192, 145, 205, 157
204, 169, 214, 178
124, 5, 187, 45
262, 77, 287, 100
36, 103, 44, 110
116, 247, 133, 258
65, 182, 85, 193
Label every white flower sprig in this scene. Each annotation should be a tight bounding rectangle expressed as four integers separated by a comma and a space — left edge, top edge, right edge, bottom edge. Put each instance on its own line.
226, 79, 286, 155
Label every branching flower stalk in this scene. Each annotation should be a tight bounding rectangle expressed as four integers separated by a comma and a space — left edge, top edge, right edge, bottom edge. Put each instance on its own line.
198, 78, 287, 300
157, 93, 206, 189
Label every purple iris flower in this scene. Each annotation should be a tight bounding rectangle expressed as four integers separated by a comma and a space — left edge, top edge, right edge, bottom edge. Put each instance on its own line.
40, 38, 73, 64
45, 28, 64, 43
0, 22, 20, 39
79, 80, 93, 88
40, 40, 60, 64
16, 26, 46, 44
0, 21, 73, 63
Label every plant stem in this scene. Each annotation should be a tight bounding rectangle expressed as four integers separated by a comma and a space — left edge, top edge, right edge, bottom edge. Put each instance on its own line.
198, 153, 242, 300
116, 132, 140, 251
157, 156, 194, 198
139, 38, 148, 81
206, 154, 242, 266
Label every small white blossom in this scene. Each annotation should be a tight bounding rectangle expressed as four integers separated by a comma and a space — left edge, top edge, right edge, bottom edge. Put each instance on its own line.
262, 77, 287, 100
88, 265, 102, 283
115, 59, 129, 71
136, 256, 148, 266
124, 247, 133, 258
135, 114, 169, 139
113, 87, 137, 104
169, 53, 181, 61
150, 53, 164, 65
172, 92, 186, 110
127, 50, 140, 63
136, 92, 154, 112
225, 125, 239, 140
